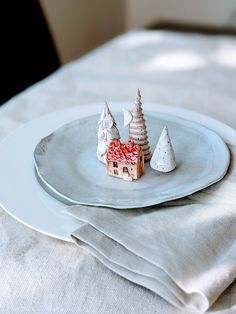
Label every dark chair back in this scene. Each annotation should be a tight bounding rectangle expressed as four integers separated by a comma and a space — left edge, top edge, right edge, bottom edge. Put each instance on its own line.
0, 0, 60, 105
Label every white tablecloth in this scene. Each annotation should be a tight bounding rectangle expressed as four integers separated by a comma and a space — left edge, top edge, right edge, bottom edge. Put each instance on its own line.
0, 30, 236, 313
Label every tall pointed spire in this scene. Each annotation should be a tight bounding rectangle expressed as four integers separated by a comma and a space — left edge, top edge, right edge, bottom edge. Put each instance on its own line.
150, 126, 176, 172
135, 88, 142, 110
128, 89, 152, 162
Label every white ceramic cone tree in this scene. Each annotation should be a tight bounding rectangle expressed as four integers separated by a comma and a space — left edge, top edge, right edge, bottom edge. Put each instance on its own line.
150, 126, 176, 172
97, 102, 120, 163
124, 89, 152, 162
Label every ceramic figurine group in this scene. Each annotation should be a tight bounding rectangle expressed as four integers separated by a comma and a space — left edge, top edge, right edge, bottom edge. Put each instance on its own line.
97, 89, 176, 181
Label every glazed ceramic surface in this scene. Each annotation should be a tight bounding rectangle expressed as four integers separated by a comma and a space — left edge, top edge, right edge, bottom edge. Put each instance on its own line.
34, 112, 230, 209
0, 103, 234, 241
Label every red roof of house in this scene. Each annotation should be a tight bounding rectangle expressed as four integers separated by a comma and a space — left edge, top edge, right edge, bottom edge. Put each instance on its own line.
107, 141, 141, 165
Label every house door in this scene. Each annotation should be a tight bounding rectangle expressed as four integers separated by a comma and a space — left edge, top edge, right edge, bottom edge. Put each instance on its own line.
122, 167, 132, 181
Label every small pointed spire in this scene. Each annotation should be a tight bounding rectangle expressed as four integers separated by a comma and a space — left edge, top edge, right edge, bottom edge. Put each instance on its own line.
104, 101, 108, 111
123, 108, 133, 127
104, 101, 111, 116
150, 126, 176, 172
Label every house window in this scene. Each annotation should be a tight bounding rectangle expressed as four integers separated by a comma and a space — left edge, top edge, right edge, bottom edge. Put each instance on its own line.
123, 167, 128, 173
114, 169, 118, 175
113, 162, 118, 168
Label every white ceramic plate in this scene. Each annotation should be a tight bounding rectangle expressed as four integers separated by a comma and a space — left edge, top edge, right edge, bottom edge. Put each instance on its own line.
34, 113, 229, 209
0, 103, 235, 242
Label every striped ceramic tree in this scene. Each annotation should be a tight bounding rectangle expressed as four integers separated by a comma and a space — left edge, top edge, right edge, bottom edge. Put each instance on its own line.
128, 89, 152, 162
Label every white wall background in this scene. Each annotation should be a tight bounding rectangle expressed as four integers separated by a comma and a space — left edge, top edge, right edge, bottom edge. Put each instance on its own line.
126, 0, 236, 29
39, 0, 236, 64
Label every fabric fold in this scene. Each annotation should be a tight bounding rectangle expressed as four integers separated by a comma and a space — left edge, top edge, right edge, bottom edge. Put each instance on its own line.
68, 145, 236, 313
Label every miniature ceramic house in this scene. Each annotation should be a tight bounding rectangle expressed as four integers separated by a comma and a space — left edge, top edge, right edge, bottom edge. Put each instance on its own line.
106, 141, 144, 181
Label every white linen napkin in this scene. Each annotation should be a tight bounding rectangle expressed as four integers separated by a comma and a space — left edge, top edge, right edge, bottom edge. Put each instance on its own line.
68, 145, 236, 313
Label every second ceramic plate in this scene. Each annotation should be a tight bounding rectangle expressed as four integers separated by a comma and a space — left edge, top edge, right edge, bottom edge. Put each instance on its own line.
34, 112, 229, 209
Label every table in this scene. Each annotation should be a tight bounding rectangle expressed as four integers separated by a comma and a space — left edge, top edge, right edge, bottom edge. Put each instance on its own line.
0, 30, 236, 313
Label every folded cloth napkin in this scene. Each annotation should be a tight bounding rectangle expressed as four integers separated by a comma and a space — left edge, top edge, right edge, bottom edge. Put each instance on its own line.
68, 145, 236, 313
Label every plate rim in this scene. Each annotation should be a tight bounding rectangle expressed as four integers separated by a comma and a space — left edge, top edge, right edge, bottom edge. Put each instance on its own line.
0, 102, 234, 242
33, 111, 230, 209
